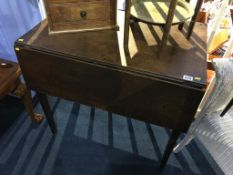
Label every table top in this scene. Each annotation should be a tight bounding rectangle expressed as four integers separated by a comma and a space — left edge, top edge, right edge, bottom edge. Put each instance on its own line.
17, 20, 207, 89
131, 0, 194, 25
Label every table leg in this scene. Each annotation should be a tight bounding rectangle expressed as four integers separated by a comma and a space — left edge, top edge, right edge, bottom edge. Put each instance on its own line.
178, 23, 184, 31
38, 93, 57, 134
159, 130, 181, 170
221, 98, 233, 117
186, 0, 203, 39
124, 0, 131, 52
14, 83, 44, 123
160, 0, 178, 50
178, 0, 190, 31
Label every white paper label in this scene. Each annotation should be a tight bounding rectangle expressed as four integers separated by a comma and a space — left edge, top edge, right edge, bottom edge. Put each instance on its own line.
183, 75, 193, 81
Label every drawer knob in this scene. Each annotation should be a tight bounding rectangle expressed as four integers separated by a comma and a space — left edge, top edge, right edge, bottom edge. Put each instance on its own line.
80, 11, 87, 18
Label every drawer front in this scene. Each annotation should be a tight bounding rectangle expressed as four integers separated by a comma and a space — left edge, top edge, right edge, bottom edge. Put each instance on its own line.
45, 0, 117, 32
48, 0, 96, 3
48, 0, 81, 3
49, 2, 110, 22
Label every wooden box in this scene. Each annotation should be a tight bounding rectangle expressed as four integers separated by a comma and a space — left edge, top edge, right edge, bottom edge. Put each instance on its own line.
43, 0, 118, 34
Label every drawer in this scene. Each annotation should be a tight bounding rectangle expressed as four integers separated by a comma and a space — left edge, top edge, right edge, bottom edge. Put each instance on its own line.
48, 0, 87, 3
48, 0, 110, 2
48, 0, 108, 4
44, 0, 117, 33
49, 2, 110, 23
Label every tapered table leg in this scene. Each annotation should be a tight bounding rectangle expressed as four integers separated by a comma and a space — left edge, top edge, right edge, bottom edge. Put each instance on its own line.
159, 130, 181, 170
178, 0, 190, 31
178, 23, 184, 31
160, 0, 178, 50
221, 98, 233, 117
38, 93, 57, 134
124, 0, 131, 52
187, 0, 203, 39
14, 83, 44, 123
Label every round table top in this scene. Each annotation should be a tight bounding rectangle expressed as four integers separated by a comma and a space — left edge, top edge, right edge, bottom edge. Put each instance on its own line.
131, 0, 194, 25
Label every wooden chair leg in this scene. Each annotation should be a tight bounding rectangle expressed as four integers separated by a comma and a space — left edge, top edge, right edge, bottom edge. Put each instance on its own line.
124, 0, 131, 52
13, 83, 44, 123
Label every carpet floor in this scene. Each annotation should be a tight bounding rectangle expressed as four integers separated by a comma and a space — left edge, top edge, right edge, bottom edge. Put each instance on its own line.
0, 96, 224, 175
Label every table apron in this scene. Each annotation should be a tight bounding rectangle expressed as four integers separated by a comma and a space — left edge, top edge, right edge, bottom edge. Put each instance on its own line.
16, 48, 204, 132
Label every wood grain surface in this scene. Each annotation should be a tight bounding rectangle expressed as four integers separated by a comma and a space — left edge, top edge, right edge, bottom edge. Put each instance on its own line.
15, 21, 207, 132
44, 0, 118, 33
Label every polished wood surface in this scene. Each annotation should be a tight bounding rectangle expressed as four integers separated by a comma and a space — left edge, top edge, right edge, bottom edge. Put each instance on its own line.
16, 48, 204, 131
126, 22, 207, 87
0, 59, 20, 97
0, 58, 43, 123
18, 20, 207, 87
44, 0, 118, 34
16, 21, 206, 132
15, 20, 207, 169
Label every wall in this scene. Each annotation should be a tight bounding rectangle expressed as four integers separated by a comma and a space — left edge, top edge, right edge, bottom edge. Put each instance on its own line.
0, 0, 42, 62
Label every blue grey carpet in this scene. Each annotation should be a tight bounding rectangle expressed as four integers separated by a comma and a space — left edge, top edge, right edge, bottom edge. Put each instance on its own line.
0, 96, 24, 137
0, 96, 224, 175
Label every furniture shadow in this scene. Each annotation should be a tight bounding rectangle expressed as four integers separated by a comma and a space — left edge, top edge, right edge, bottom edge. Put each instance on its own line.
0, 97, 222, 175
